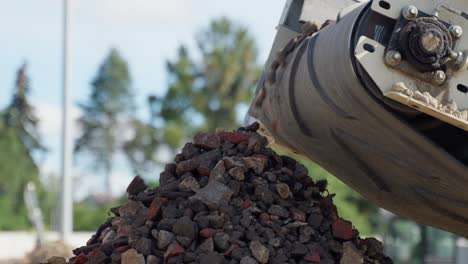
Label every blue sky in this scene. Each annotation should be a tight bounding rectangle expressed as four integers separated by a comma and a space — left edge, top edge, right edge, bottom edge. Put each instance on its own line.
0, 0, 285, 199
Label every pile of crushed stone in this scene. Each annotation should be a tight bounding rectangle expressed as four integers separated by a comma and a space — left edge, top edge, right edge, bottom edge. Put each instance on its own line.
56, 124, 393, 264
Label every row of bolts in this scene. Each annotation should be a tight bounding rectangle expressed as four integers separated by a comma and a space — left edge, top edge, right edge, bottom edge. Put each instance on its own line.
384, 5, 465, 86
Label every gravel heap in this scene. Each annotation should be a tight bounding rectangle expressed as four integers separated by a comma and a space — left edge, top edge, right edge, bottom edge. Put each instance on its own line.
64, 124, 392, 264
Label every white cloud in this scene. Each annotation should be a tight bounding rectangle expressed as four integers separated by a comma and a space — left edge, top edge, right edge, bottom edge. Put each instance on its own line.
34, 100, 81, 139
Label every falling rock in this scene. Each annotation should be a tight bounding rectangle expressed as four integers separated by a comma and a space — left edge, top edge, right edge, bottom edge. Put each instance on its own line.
340, 242, 363, 264
250, 240, 270, 263
121, 249, 145, 264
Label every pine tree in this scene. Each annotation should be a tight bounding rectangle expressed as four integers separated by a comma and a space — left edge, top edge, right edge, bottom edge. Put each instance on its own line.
3, 63, 45, 154
0, 63, 46, 229
149, 17, 260, 150
75, 49, 134, 195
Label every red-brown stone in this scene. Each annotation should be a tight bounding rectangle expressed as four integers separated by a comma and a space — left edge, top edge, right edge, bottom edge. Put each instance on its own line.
115, 245, 131, 253
241, 199, 252, 209
147, 197, 168, 221
218, 132, 249, 144
224, 244, 239, 257
332, 219, 354, 240
199, 228, 223, 238
259, 213, 270, 222
164, 241, 185, 261
304, 253, 320, 263
253, 154, 268, 160
73, 253, 89, 264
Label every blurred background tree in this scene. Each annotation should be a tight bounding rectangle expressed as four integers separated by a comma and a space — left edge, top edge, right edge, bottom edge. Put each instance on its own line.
148, 17, 261, 150
123, 110, 161, 175
0, 63, 51, 230
75, 49, 134, 196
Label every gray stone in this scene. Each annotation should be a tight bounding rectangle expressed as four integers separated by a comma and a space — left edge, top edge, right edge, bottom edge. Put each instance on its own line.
223, 156, 244, 169
229, 167, 245, 181
199, 253, 225, 264
102, 229, 116, 244
178, 176, 200, 192
172, 216, 196, 239
242, 157, 267, 174
307, 208, 324, 229
157, 230, 175, 250
126, 176, 147, 195
176, 158, 200, 176
249, 240, 270, 263
240, 256, 259, 264
267, 205, 289, 218
151, 229, 158, 239
146, 255, 160, 264
210, 160, 226, 182
134, 237, 152, 256
198, 237, 214, 253
275, 183, 291, 199
193, 132, 221, 150
121, 249, 145, 264
176, 236, 193, 248
192, 181, 234, 209
340, 242, 363, 264
213, 232, 230, 252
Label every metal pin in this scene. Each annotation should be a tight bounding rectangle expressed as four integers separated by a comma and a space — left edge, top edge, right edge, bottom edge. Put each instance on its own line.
385, 50, 402, 67
402, 6, 419, 20
449, 25, 463, 39
432, 70, 446, 85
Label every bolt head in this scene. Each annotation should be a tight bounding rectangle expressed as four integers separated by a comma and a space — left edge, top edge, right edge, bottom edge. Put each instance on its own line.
385, 51, 402, 66
403, 6, 419, 20
449, 25, 463, 39
432, 70, 446, 85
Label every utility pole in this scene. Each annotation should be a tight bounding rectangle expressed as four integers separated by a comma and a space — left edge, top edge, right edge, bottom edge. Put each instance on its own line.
60, 0, 73, 243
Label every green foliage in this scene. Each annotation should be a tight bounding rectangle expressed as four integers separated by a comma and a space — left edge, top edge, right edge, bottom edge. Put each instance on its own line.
73, 203, 111, 231
75, 49, 134, 192
149, 17, 261, 150
3, 63, 45, 154
0, 63, 48, 230
73, 196, 127, 231
123, 115, 161, 174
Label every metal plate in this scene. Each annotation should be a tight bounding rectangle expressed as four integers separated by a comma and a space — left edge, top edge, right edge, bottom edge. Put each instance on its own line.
356, 35, 468, 129
366, 0, 468, 111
